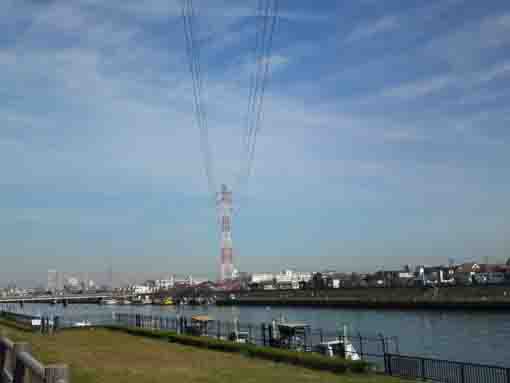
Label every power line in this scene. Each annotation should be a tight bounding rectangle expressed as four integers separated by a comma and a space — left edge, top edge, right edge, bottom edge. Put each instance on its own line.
182, 0, 216, 198
238, 0, 279, 189
240, 0, 264, 172
247, 0, 279, 181
181, 0, 280, 212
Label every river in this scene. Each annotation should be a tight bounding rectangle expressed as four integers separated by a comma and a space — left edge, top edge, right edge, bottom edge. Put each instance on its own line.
5, 303, 510, 367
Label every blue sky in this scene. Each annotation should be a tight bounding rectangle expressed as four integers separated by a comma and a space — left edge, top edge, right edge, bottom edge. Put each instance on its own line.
1, 0, 509, 285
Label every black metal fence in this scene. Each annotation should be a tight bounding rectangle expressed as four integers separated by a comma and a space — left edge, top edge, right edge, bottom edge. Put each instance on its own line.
386, 353, 510, 383
113, 313, 510, 381
0, 310, 58, 334
112, 312, 396, 368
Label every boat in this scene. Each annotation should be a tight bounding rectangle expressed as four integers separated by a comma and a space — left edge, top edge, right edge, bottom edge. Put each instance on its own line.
72, 320, 91, 328
344, 340, 360, 361
272, 321, 310, 351
162, 297, 174, 305
130, 296, 152, 305
101, 298, 118, 305
142, 297, 152, 305
339, 325, 360, 361
227, 317, 250, 343
312, 325, 360, 360
228, 331, 250, 343
130, 298, 144, 305
186, 315, 215, 336
313, 339, 359, 360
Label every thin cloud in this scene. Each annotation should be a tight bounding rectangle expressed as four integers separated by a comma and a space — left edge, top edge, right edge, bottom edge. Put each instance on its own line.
475, 61, 510, 84
345, 16, 398, 42
1, 1, 510, 281
425, 12, 510, 70
379, 75, 455, 100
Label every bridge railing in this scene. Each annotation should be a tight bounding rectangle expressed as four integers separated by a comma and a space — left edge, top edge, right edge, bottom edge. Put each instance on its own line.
0, 331, 69, 383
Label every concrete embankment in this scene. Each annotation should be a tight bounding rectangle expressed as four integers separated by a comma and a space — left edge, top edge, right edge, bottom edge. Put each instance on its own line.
217, 286, 510, 311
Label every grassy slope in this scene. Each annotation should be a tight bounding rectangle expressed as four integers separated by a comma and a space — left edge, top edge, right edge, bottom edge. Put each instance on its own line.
0, 325, 405, 383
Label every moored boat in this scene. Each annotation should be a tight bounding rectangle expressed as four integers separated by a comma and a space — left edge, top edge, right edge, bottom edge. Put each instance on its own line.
312, 325, 360, 360
161, 297, 173, 305
72, 320, 91, 328
102, 298, 118, 305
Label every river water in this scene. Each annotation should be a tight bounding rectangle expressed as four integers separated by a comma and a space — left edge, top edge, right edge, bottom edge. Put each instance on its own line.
6, 303, 510, 367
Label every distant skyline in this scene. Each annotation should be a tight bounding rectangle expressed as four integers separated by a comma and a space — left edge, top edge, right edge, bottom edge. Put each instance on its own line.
1, 1, 510, 284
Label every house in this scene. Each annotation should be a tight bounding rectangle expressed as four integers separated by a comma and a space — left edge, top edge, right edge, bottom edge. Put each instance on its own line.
453, 263, 509, 285
325, 273, 351, 289
370, 269, 416, 287
276, 280, 299, 290
365, 272, 385, 287
275, 270, 312, 284
454, 263, 480, 285
261, 280, 276, 290
473, 264, 508, 285
416, 266, 456, 286
131, 284, 151, 294
251, 273, 274, 284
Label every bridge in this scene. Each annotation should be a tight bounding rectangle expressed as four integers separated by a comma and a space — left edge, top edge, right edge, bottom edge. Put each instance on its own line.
0, 293, 132, 304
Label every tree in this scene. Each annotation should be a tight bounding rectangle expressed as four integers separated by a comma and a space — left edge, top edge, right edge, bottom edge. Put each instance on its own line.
506, 258, 510, 266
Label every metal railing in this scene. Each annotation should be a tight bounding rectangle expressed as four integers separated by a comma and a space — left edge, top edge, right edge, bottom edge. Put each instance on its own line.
0, 312, 39, 329
0, 311, 59, 335
112, 312, 396, 368
0, 332, 69, 383
385, 353, 510, 383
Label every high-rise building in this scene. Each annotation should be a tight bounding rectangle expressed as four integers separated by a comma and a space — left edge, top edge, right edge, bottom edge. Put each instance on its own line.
56, 271, 64, 291
219, 184, 234, 280
106, 264, 114, 289
47, 269, 58, 293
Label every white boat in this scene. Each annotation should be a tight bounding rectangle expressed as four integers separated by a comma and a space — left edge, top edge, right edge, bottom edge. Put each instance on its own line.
313, 325, 360, 360
341, 325, 360, 361
313, 339, 360, 360
344, 341, 360, 361
229, 331, 250, 343
102, 298, 118, 305
72, 320, 91, 327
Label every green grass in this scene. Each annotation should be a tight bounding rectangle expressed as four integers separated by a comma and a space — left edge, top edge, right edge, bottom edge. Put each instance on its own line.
105, 326, 371, 373
1, 324, 406, 383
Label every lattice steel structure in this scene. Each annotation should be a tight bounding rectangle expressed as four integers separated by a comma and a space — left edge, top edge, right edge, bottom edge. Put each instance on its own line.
219, 184, 234, 281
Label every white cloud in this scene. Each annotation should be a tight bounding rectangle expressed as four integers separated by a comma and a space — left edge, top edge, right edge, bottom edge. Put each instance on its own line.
79, 0, 182, 20
345, 16, 398, 42
0, 2, 507, 199
0, 51, 15, 66
475, 61, 510, 84
379, 75, 455, 100
33, 3, 87, 33
425, 12, 510, 70
1, 1, 510, 282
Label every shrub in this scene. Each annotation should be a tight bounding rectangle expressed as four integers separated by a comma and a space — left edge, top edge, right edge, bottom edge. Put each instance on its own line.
102, 325, 368, 374
348, 360, 370, 373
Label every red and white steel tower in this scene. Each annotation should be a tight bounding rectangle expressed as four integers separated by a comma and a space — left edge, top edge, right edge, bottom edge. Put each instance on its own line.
219, 184, 234, 281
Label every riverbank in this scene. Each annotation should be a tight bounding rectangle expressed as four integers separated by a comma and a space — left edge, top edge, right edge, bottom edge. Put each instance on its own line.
218, 286, 510, 310
0, 324, 404, 383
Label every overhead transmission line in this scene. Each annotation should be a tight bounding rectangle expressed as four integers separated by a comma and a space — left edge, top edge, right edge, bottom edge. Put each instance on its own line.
182, 0, 216, 199
237, 0, 279, 190
181, 0, 280, 207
